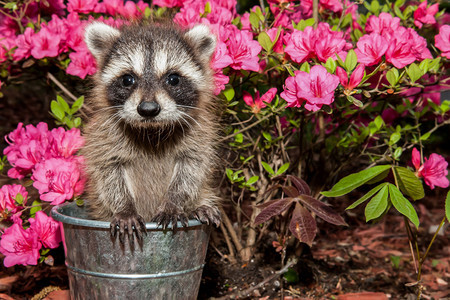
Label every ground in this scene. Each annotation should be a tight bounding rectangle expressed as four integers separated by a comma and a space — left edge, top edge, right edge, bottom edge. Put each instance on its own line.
0, 85, 449, 299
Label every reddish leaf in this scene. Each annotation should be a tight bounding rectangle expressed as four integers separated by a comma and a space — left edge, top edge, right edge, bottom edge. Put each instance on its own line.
298, 195, 348, 226
287, 175, 311, 195
282, 186, 299, 197
257, 197, 291, 209
289, 204, 317, 246
255, 198, 295, 225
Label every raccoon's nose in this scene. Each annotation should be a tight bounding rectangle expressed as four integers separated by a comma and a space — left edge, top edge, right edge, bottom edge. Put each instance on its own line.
137, 101, 161, 118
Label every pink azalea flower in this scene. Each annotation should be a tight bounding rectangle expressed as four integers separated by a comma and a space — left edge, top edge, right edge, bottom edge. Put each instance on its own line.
67, 0, 98, 13
0, 223, 41, 267
32, 157, 85, 205
385, 29, 419, 69
50, 127, 85, 158
30, 27, 61, 59
412, 148, 449, 189
206, 4, 234, 25
243, 88, 277, 113
284, 27, 316, 63
29, 211, 61, 249
336, 64, 365, 91
365, 12, 401, 36
226, 26, 261, 72
153, 0, 183, 7
211, 41, 233, 70
435, 25, 450, 59
174, 7, 202, 28
0, 184, 27, 215
314, 23, 350, 62
285, 24, 350, 63
385, 27, 431, 68
414, 1, 439, 29
213, 72, 230, 95
103, 0, 124, 16
66, 50, 97, 79
4, 122, 52, 179
13, 27, 34, 61
281, 65, 339, 111
355, 33, 388, 66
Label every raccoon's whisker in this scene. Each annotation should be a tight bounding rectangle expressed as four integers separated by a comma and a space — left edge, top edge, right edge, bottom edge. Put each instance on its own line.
175, 104, 206, 113
178, 111, 201, 129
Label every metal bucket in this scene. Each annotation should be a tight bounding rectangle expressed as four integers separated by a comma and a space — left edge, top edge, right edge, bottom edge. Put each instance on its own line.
51, 202, 211, 300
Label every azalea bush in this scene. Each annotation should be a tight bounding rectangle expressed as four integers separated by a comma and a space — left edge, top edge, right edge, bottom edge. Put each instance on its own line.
0, 0, 449, 296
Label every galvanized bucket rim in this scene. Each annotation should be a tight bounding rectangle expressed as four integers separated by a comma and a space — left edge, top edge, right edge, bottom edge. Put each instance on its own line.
51, 202, 204, 230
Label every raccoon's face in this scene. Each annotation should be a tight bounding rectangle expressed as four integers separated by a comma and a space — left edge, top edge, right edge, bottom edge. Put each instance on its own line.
84, 22, 216, 128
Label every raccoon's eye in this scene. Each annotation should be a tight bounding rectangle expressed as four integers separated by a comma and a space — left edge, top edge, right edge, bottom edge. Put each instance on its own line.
122, 74, 135, 87
167, 74, 180, 86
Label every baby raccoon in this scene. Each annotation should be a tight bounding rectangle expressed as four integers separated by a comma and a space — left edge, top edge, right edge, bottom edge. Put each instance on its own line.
82, 22, 221, 242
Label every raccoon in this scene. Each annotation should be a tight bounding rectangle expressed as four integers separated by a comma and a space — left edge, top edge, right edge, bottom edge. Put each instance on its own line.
82, 22, 221, 242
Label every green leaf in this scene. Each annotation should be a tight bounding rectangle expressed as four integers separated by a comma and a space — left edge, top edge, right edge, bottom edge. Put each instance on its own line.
365, 185, 389, 221
57, 95, 70, 112
394, 4, 405, 20
390, 255, 401, 269
261, 161, 275, 175
344, 49, 357, 72
4, 2, 18, 11
249, 11, 260, 29
420, 131, 431, 141
234, 133, 243, 143
389, 132, 401, 145
324, 57, 336, 74
258, 32, 273, 52
445, 190, 450, 223
204, 1, 211, 14
73, 117, 82, 128
15, 193, 24, 205
370, 0, 380, 13
223, 87, 235, 101
300, 62, 310, 73
284, 268, 299, 283
51, 100, 65, 121
374, 115, 384, 130
276, 163, 290, 176
226, 168, 233, 181
346, 182, 388, 210
406, 63, 424, 83
246, 176, 259, 185
388, 184, 419, 228
393, 147, 403, 160
394, 167, 424, 200
262, 131, 272, 142
322, 165, 391, 197
386, 68, 399, 86
70, 95, 84, 114
30, 200, 42, 218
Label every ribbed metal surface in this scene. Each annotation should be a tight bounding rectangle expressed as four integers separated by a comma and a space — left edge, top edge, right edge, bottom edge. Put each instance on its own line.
51, 202, 211, 300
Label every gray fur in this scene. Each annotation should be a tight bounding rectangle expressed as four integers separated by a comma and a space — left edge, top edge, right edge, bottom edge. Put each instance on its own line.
81, 22, 220, 230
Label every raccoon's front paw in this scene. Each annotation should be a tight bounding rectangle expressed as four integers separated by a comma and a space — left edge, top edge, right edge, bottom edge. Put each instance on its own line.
190, 205, 221, 227
151, 204, 189, 230
110, 212, 147, 244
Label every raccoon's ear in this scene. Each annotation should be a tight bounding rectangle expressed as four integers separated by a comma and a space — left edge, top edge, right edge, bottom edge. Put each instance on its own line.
84, 22, 120, 61
185, 25, 217, 62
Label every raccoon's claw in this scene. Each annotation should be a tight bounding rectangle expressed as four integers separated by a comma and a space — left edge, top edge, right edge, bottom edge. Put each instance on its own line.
190, 205, 221, 227
152, 211, 189, 230
110, 213, 147, 244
